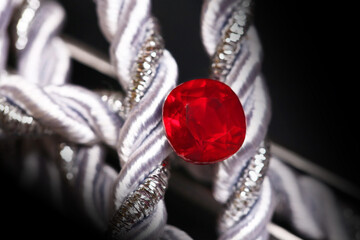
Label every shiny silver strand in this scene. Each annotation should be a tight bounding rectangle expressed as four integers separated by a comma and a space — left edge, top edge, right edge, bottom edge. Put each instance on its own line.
97, 90, 125, 117
210, 0, 252, 80
219, 141, 270, 230
14, 0, 41, 50
0, 96, 52, 135
57, 143, 77, 186
108, 160, 170, 237
56, 91, 123, 185
123, 18, 164, 116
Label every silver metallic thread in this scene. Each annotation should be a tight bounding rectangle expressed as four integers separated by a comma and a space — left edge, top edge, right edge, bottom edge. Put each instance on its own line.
0, 96, 52, 135
123, 18, 164, 117
14, 0, 41, 50
57, 143, 77, 186
210, 0, 252, 80
219, 141, 270, 230
97, 90, 125, 117
107, 19, 167, 236
108, 160, 170, 237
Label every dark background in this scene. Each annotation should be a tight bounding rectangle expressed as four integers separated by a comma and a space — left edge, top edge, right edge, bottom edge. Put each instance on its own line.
1, 0, 358, 239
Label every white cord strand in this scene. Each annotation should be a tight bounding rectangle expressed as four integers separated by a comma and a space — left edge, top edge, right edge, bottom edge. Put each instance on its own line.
94, 0, 182, 238
0, 1, 351, 240
200, 3, 273, 239
16, 1, 70, 86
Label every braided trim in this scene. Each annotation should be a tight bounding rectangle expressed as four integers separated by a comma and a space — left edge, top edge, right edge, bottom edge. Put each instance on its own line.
219, 141, 270, 231
210, 0, 252, 81
108, 160, 169, 235
0, 95, 51, 136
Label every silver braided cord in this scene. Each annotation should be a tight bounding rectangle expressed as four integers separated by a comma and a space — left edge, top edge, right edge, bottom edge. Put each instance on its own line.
201, 1, 350, 239
0, 0, 121, 146
0, 0, 185, 238
219, 141, 270, 231
0, 94, 52, 135
210, 0, 252, 81
268, 158, 350, 240
202, 1, 274, 238
0, 0, 123, 232
0, 0, 352, 240
14, 0, 70, 86
109, 160, 169, 236
94, 0, 189, 238
122, 20, 164, 117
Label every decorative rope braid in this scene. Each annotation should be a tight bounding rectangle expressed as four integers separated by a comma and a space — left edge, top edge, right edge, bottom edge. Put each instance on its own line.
202, 1, 271, 203
0, 89, 127, 137
268, 158, 351, 240
0, 96, 52, 136
123, 20, 164, 116
201, 0, 275, 239
14, 0, 70, 86
108, 160, 169, 236
94, 0, 180, 238
219, 141, 270, 231
0, 1, 352, 240
210, 0, 252, 80
0, 0, 121, 145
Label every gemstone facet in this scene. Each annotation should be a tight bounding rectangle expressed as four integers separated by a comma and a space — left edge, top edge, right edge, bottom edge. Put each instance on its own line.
162, 79, 246, 164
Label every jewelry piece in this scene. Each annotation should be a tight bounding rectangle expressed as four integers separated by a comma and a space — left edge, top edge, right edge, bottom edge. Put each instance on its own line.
108, 160, 170, 236
162, 0, 252, 165
218, 141, 270, 230
163, 78, 246, 164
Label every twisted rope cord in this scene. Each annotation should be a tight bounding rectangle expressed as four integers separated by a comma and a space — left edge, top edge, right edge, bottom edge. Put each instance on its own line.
0, 0, 69, 213
268, 158, 350, 240
0, 0, 14, 72
94, 0, 191, 238
0, 0, 121, 231
0, 1, 351, 240
201, 1, 350, 240
1, 1, 187, 238
0, 0, 121, 146
199, 1, 274, 239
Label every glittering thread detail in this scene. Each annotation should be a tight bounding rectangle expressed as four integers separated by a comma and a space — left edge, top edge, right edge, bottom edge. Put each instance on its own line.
97, 90, 125, 117
14, 0, 41, 50
210, 0, 252, 80
56, 143, 77, 186
123, 18, 164, 116
0, 96, 52, 135
108, 160, 170, 237
219, 141, 270, 230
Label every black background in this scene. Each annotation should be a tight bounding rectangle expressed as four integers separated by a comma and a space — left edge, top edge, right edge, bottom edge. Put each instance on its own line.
1, 0, 359, 239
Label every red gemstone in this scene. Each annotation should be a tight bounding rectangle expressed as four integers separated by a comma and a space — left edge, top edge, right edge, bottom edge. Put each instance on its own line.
162, 79, 246, 164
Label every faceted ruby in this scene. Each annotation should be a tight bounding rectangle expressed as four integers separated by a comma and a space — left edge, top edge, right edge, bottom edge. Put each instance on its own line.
162, 79, 246, 164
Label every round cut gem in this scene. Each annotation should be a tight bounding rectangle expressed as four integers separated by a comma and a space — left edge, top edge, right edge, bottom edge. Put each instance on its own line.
162, 79, 246, 164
